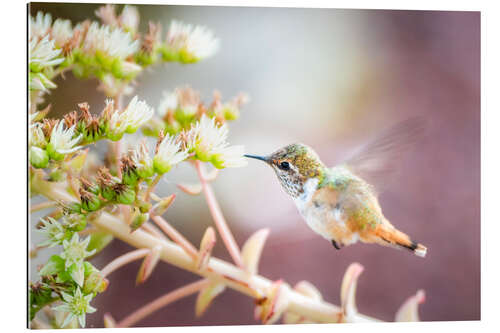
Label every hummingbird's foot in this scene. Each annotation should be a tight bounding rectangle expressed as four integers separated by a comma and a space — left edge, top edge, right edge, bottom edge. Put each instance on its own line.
331, 240, 343, 250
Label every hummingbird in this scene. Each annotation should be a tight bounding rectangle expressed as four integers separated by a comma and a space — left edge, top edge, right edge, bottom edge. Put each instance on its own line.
245, 118, 427, 257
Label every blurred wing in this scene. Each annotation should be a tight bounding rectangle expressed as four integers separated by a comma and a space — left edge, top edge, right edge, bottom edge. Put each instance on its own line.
342, 117, 427, 193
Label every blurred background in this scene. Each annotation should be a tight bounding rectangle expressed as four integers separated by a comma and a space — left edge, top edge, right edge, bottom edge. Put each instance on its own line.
29, 2, 480, 327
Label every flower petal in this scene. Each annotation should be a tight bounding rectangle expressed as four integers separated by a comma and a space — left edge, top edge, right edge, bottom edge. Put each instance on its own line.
255, 280, 290, 325
103, 313, 116, 328
136, 245, 162, 285
195, 281, 226, 317
196, 227, 216, 270
241, 228, 270, 275
340, 262, 364, 322
395, 289, 425, 322
152, 194, 176, 216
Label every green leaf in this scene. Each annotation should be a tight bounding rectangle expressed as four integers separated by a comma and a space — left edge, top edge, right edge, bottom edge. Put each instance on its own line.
86, 231, 114, 256
39, 255, 65, 276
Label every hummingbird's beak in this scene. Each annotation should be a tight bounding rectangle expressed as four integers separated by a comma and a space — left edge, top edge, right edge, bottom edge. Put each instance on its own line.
244, 154, 269, 163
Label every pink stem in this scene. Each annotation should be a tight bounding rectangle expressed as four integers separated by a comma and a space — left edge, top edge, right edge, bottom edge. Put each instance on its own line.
101, 248, 150, 278
150, 214, 198, 260
117, 279, 209, 328
30, 201, 57, 213
195, 161, 244, 269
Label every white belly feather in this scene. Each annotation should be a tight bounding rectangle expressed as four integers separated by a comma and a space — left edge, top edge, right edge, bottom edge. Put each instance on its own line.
293, 178, 359, 245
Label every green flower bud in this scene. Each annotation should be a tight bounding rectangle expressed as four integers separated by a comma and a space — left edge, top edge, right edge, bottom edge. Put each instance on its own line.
80, 189, 102, 212
101, 185, 115, 201
136, 164, 154, 179
49, 169, 64, 182
130, 211, 149, 233
136, 200, 152, 214
46, 142, 65, 161
153, 155, 172, 175
65, 214, 87, 232
62, 202, 82, 215
115, 185, 136, 205
210, 154, 225, 169
83, 271, 108, 294
106, 131, 124, 142
223, 106, 239, 121
195, 148, 211, 163
29, 147, 49, 169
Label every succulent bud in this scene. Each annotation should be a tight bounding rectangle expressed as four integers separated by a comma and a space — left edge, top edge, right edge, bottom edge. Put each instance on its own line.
65, 213, 87, 232
120, 156, 138, 185
151, 194, 175, 215
130, 209, 149, 233
83, 271, 109, 294
79, 188, 102, 212
29, 146, 49, 169
113, 183, 136, 205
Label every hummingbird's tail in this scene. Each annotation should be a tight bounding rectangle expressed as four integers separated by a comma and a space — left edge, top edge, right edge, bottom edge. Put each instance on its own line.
374, 225, 427, 257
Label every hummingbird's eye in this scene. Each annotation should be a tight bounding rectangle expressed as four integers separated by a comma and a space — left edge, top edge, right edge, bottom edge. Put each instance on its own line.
279, 161, 290, 170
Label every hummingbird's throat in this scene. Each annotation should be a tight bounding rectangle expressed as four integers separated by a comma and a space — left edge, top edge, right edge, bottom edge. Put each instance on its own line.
275, 169, 307, 198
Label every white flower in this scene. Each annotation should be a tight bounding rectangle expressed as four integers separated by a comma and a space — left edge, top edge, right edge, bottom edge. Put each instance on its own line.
30, 72, 57, 92
187, 115, 246, 168
37, 217, 66, 247
187, 115, 228, 157
157, 91, 178, 117
131, 140, 154, 178
166, 20, 219, 60
29, 36, 64, 68
60, 234, 95, 270
83, 22, 139, 59
47, 121, 82, 159
53, 287, 96, 328
122, 96, 154, 132
29, 11, 52, 40
153, 134, 189, 174
119, 5, 140, 32
29, 122, 46, 147
213, 145, 247, 168
51, 19, 73, 47
107, 96, 153, 139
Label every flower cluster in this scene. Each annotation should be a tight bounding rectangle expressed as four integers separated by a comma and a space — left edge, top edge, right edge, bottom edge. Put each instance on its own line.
29, 5, 219, 98
33, 214, 108, 328
29, 5, 251, 329
146, 86, 248, 138
29, 96, 154, 169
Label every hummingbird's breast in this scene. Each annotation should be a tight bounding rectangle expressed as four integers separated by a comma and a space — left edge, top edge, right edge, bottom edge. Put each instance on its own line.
293, 177, 358, 244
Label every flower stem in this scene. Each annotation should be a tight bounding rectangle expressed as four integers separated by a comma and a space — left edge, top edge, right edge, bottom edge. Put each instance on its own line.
150, 214, 198, 260
30, 200, 57, 213
101, 248, 150, 278
195, 161, 244, 269
144, 174, 161, 202
117, 279, 209, 328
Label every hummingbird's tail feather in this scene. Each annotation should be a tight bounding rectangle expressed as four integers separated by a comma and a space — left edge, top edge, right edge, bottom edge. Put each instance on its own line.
374, 225, 427, 257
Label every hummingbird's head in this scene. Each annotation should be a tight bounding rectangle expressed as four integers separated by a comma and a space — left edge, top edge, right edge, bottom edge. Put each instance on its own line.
245, 143, 325, 198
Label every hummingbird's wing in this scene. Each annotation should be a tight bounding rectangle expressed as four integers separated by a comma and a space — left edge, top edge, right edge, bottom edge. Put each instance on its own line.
342, 117, 427, 193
